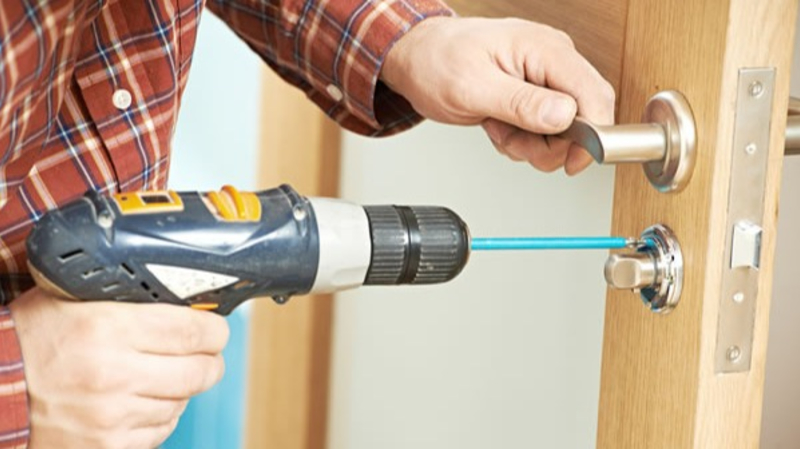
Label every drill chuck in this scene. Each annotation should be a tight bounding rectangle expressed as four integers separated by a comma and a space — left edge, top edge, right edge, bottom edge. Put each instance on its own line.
363, 206, 469, 285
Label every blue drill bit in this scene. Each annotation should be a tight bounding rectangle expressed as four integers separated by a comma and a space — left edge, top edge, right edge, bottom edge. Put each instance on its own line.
470, 236, 655, 251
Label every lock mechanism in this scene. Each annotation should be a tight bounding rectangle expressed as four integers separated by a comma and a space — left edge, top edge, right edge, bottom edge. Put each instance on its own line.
604, 224, 683, 313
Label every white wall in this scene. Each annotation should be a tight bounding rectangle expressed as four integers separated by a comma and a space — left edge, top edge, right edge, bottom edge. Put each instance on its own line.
328, 123, 615, 448
760, 8, 800, 448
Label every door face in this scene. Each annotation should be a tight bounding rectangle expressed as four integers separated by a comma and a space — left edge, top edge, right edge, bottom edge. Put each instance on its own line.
598, 2, 796, 448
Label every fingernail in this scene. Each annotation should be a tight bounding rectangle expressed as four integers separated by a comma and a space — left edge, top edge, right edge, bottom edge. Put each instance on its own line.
541, 97, 575, 129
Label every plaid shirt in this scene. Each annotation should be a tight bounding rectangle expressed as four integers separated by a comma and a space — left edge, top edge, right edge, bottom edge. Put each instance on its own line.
0, 0, 452, 445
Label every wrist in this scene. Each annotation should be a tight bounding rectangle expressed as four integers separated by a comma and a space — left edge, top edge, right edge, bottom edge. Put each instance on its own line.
381, 16, 452, 92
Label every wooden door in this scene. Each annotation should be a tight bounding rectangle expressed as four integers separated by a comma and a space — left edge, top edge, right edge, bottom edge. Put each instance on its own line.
449, 0, 798, 447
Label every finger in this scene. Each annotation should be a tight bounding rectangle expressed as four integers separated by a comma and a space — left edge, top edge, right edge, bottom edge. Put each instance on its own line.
564, 142, 595, 175
530, 45, 615, 125
129, 398, 189, 428
543, 136, 572, 170
482, 119, 524, 161
128, 416, 182, 449
135, 354, 226, 400
483, 118, 567, 171
129, 304, 230, 356
476, 74, 577, 135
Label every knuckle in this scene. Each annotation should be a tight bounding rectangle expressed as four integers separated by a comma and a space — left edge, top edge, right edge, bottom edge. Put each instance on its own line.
80, 358, 122, 393
600, 81, 616, 105
180, 319, 204, 354
73, 314, 108, 344
211, 315, 231, 348
177, 365, 203, 398
551, 28, 574, 48
153, 416, 182, 447
214, 355, 227, 382
200, 356, 225, 393
445, 77, 476, 109
175, 399, 190, 417
507, 87, 540, 130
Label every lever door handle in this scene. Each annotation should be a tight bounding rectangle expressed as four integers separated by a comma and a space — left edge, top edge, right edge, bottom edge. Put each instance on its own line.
561, 119, 666, 164
559, 90, 696, 193
786, 97, 800, 155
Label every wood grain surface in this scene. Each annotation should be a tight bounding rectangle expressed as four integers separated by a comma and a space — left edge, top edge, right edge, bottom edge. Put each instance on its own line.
597, 1, 798, 448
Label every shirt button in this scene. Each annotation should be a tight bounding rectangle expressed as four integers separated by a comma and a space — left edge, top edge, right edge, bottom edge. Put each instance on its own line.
326, 84, 344, 102
112, 89, 133, 110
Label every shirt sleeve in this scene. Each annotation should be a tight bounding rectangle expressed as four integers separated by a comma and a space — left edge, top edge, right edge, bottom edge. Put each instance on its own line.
0, 307, 29, 448
206, 0, 454, 137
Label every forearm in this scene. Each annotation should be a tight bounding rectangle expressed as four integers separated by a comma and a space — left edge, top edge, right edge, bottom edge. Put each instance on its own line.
207, 0, 454, 136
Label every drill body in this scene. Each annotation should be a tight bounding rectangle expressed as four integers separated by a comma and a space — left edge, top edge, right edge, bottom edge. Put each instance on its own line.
26, 185, 470, 315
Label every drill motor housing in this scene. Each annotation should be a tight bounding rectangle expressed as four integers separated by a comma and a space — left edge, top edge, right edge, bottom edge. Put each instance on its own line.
26, 185, 470, 315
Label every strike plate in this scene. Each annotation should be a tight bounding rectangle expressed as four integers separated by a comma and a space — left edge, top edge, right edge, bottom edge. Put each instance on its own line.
715, 68, 775, 373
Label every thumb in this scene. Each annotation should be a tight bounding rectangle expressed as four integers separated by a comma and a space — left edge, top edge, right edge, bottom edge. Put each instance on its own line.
479, 74, 577, 135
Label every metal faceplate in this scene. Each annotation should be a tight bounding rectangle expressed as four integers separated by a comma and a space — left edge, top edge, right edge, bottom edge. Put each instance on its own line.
715, 68, 775, 373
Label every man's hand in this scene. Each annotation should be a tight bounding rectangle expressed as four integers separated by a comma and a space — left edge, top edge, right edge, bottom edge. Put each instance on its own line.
9, 288, 230, 449
382, 17, 615, 175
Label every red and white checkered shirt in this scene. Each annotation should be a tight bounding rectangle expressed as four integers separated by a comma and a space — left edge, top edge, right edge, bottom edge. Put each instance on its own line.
0, 0, 452, 445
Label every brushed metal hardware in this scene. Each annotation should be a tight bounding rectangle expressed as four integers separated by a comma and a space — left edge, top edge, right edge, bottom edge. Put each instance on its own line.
605, 252, 657, 290
604, 224, 683, 314
730, 221, 762, 269
787, 98, 800, 155
560, 90, 696, 193
715, 68, 775, 374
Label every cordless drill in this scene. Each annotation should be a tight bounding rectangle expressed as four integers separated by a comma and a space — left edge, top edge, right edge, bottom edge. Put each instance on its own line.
26, 185, 471, 315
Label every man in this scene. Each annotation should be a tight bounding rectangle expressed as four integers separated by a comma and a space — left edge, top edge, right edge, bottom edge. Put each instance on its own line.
0, 0, 615, 447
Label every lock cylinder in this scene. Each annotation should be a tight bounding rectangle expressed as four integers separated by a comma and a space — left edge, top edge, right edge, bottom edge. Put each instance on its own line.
604, 224, 683, 313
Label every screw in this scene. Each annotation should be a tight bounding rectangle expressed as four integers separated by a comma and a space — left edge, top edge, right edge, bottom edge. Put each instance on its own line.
745, 143, 757, 155
97, 213, 113, 229
726, 346, 742, 363
733, 292, 745, 304
293, 205, 307, 221
749, 81, 764, 98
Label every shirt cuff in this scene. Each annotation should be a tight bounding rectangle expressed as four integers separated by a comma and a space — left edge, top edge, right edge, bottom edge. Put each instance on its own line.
298, 0, 455, 136
0, 307, 30, 448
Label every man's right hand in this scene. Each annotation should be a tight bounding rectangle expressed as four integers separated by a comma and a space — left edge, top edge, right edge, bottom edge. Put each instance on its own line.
9, 288, 230, 449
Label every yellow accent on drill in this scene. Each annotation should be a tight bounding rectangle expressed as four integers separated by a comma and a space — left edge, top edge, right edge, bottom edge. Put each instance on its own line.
113, 190, 184, 215
191, 303, 220, 311
206, 185, 261, 222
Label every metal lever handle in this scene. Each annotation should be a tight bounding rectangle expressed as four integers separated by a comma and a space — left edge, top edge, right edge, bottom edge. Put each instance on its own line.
787, 97, 800, 155
561, 120, 666, 164
559, 90, 697, 193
